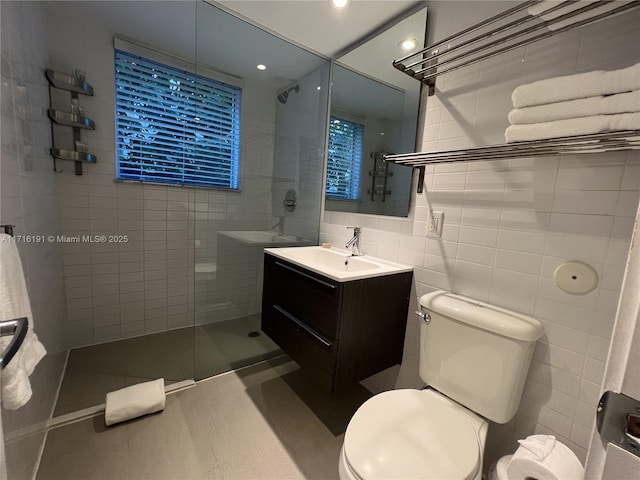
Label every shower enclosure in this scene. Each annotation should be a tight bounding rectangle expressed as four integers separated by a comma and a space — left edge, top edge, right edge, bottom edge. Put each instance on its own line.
29, 0, 329, 420
192, 2, 329, 380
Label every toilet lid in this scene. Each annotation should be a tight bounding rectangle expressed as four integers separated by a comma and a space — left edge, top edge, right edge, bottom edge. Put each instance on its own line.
344, 389, 481, 480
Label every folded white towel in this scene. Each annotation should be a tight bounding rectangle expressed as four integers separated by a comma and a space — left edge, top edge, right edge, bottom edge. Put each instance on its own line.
0, 233, 47, 410
512, 63, 640, 108
509, 90, 640, 124
505, 111, 640, 142
105, 378, 166, 426
529, 0, 633, 31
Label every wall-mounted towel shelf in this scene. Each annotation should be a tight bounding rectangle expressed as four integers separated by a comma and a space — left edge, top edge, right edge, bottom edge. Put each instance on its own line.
393, 0, 640, 96
385, 130, 640, 193
46, 69, 96, 175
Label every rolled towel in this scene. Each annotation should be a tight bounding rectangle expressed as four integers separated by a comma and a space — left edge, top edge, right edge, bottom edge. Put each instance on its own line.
0, 233, 47, 410
512, 63, 640, 108
509, 90, 640, 124
505, 111, 640, 142
105, 378, 166, 426
506, 435, 584, 480
529, 0, 634, 31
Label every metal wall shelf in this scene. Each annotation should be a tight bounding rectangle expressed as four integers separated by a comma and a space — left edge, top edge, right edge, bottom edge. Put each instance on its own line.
50, 148, 97, 164
48, 109, 95, 129
393, 0, 640, 95
45, 69, 93, 96
385, 131, 640, 193
46, 69, 96, 175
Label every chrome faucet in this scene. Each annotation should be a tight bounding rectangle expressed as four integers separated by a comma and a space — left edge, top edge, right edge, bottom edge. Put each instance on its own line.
345, 226, 362, 256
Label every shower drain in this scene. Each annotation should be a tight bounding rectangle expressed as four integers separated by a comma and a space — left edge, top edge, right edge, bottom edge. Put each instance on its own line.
248, 331, 261, 338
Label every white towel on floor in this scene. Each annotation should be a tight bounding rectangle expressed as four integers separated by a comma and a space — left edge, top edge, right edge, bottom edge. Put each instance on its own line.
509, 90, 640, 124
505, 111, 640, 142
512, 63, 640, 108
529, 0, 634, 31
0, 233, 47, 410
105, 378, 166, 426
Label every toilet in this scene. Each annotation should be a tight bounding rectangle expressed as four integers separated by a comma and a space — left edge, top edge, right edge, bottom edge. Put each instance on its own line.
338, 290, 544, 480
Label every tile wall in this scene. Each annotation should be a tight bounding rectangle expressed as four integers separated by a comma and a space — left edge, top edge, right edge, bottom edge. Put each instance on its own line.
43, 3, 283, 347
321, 0, 640, 469
0, 1, 68, 478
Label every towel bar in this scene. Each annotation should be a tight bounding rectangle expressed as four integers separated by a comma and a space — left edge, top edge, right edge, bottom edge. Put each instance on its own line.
0, 317, 28, 369
0, 224, 15, 236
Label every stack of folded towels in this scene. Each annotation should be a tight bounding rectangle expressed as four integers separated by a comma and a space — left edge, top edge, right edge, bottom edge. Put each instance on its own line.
505, 62, 640, 142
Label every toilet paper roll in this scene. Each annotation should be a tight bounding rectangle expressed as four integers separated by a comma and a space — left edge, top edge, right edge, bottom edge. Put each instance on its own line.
105, 378, 166, 426
506, 436, 584, 480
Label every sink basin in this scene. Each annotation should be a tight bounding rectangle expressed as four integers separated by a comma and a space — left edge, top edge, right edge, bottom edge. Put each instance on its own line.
264, 246, 412, 282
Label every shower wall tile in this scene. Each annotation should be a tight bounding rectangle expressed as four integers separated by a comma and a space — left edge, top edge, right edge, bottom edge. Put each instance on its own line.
42, 3, 282, 347
321, 2, 640, 470
1, 2, 68, 478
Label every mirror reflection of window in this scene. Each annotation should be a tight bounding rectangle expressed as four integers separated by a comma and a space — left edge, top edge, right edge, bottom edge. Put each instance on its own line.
326, 116, 364, 201
325, 5, 426, 217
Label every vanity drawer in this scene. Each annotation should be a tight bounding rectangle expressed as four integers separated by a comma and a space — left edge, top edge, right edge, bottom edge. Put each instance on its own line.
262, 301, 336, 391
263, 255, 341, 340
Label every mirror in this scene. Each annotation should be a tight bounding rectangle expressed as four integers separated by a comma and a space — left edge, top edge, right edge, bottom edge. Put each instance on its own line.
325, 5, 427, 217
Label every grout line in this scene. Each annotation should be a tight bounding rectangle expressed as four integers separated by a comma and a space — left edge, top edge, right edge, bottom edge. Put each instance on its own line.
47, 379, 196, 431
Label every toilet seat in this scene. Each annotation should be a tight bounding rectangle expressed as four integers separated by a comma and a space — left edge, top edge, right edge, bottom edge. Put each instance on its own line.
343, 389, 484, 480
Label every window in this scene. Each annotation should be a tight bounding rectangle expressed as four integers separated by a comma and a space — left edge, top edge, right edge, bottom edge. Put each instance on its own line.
325, 116, 364, 200
115, 50, 241, 189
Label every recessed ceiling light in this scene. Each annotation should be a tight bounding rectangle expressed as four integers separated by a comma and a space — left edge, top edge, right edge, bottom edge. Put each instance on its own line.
330, 0, 349, 9
399, 38, 417, 51
317, 86, 322, 91
256, 64, 266, 71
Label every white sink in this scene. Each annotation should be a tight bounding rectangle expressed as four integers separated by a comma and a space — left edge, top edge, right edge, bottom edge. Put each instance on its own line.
264, 246, 412, 282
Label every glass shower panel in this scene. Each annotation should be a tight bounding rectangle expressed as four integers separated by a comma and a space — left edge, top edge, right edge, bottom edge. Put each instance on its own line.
193, 2, 330, 380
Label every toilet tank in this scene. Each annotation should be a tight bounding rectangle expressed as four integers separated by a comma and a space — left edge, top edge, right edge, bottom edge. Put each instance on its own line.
418, 291, 543, 424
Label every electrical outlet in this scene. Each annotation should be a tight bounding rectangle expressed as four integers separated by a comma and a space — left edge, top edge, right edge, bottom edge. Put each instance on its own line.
428, 211, 444, 237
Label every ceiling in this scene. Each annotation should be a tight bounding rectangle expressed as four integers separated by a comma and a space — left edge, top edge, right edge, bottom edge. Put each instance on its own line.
215, 0, 423, 58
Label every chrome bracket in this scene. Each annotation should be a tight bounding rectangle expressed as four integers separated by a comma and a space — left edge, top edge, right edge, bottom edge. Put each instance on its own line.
415, 310, 431, 324
597, 391, 640, 459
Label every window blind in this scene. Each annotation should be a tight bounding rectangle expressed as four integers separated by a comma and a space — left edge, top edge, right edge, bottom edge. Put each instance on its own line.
326, 116, 364, 200
115, 50, 241, 189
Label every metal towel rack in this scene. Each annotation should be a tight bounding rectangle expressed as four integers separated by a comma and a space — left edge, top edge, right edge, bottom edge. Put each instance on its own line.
386, 1, 640, 193
1, 224, 15, 236
385, 130, 640, 192
0, 318, 28, 369
393, 0, 640, 95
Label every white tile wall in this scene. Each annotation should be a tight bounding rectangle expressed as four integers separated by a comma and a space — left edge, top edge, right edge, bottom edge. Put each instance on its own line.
321, 1, 640, 470
0, 2, 68, 478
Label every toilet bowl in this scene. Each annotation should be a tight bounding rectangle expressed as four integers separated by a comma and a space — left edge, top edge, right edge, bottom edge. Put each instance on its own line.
339, 388, 488, 480
338, 291, 544, 480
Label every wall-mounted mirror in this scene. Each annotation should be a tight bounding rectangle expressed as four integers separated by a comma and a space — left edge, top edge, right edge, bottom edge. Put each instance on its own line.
325, 4, 427, 217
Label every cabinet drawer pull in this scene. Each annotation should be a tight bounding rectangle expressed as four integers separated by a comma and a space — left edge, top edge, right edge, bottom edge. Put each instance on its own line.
273, 304, 332, 349
274, 261, 337, 290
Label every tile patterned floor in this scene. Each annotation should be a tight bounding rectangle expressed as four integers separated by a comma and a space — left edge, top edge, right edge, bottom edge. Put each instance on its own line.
38, 357, 373, 480
54, 315, 281, 416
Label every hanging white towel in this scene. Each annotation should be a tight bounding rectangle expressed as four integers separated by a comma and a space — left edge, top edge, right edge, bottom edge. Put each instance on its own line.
0, 233, 46, 410
512, 63, 640, 108
529, 0, 633, 31
509, 90, 640, 124
505, 111, 640, 142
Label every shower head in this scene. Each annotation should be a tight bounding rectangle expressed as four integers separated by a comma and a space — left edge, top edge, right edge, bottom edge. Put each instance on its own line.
277, 84, 300, 104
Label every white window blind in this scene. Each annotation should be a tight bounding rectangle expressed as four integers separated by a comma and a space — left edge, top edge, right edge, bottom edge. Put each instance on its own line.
115, 50, 241, 189
326, 116, 364, 200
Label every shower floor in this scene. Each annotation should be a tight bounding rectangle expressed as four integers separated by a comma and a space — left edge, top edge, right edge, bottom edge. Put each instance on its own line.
53, 313, 280, 416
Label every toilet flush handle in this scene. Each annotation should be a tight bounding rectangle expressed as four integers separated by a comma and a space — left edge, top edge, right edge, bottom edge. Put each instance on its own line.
415, 310, 431, 324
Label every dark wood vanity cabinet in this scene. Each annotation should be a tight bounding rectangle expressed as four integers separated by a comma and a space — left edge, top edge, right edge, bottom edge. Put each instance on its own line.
261, 252, 412, 392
